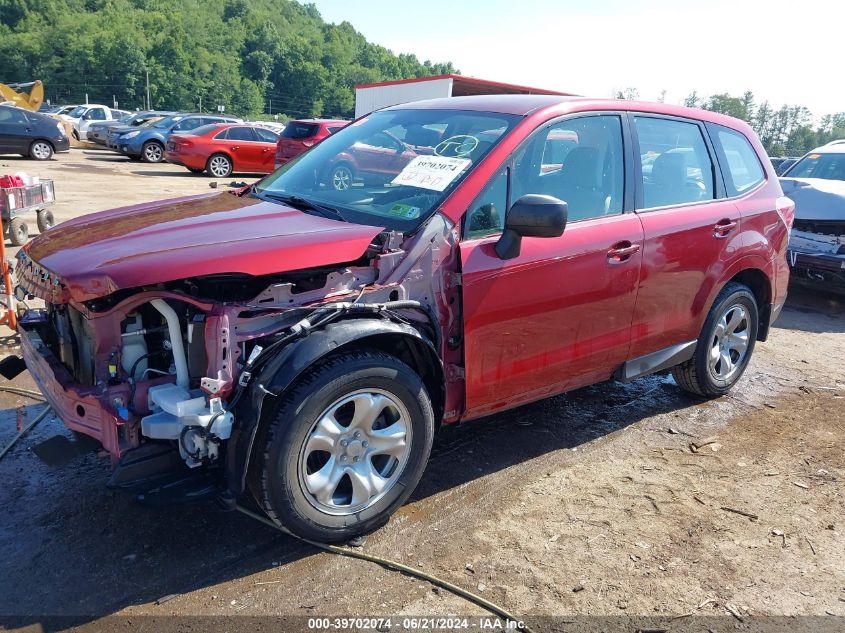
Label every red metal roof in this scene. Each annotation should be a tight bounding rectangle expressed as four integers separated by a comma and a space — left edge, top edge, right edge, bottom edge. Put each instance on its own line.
354, 74, 573, 96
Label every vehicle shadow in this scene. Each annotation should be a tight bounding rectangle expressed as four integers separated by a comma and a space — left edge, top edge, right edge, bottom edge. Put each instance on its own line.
0, 370, 693, 627
773, 281, 845, 334
130, 170, 202, 178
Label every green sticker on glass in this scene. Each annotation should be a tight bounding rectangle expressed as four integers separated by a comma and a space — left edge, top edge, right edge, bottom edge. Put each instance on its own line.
388, 203, 421, 219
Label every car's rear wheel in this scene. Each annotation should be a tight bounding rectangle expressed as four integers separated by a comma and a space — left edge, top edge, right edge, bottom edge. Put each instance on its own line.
29, 141, 53, 161
207, 154, 232, 178
258, 350, 435, 543
8, 218, 29, 246
330, 163, 354, 191
672, 281, 758, 397
36, 209, 55, 233
141, 141, 164, 163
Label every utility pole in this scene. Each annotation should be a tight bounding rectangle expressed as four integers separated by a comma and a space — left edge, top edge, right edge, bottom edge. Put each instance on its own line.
145, 68, 151, 110
199, 96, 202, 113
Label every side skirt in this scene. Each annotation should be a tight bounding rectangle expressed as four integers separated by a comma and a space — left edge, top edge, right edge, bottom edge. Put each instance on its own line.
616, 341, 697, 383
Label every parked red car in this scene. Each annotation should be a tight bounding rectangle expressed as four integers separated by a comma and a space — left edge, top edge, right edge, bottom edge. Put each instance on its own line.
11, 96, 792, 543
165, 123, 280, 177
275, 118, 348, 168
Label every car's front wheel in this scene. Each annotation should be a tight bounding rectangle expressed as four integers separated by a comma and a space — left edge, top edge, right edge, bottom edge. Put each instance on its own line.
141, 141, 164, 163
258, 350, 435, 543
29, 140, 53, 161
672, 281, 758, 397
329, 163, 354, 191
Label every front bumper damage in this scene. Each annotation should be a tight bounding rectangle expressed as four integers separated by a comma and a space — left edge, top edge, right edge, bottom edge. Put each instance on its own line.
788, 224, 845, 288
12, 213, 462, 485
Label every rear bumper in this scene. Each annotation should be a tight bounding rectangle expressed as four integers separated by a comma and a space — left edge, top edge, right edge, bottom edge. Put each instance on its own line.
54, 136, 70, 153
18, 320, 124, 459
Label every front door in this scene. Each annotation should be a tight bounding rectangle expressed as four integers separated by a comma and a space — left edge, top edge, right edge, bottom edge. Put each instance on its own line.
0, 106, 31, 153
459, 114, 644, 419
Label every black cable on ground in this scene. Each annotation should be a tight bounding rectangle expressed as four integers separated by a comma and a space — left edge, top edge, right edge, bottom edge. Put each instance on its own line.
236, 505, 533, 633
0, 405, 52, 461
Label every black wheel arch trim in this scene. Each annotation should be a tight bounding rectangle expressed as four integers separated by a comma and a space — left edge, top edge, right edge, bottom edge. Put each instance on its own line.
226, 317, 444, 496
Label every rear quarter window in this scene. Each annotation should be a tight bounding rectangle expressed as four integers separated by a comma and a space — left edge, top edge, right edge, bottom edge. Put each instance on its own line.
713, 126, 765, 195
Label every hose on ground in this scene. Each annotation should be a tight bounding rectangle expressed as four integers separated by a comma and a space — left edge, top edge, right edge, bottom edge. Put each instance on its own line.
236, 505, 533, 633
0, 404, 52, 461
0, 385, 46, 401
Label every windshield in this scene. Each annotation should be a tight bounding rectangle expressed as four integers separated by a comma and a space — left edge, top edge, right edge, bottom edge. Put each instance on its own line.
254, 109, 521, 231
67, 106, 87, 118
153, 115, 182, 129
784, 152, 845, 181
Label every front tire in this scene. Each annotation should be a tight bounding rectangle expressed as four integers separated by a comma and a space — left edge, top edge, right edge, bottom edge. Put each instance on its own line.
329, 163, 354, 191
141, 141, 164, 163
672, 282, 758, 397
259, 350, 435, 543
29, 140, 53, 161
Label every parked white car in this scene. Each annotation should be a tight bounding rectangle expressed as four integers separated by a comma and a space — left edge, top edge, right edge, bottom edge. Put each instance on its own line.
62, 104, 130, 140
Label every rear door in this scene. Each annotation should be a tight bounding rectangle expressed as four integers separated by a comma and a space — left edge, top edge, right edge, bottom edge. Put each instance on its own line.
223, 126, 263, 171
460, 113, 644, 419
628, 114, 739, 359
252, 127, 280, 171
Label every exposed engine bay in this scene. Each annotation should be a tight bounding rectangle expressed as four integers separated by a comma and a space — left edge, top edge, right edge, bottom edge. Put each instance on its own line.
14, 215, 459, 477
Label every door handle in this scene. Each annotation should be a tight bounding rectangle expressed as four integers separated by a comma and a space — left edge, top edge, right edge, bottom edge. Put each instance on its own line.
714, 218, 738, 238
607, 242, 641, 264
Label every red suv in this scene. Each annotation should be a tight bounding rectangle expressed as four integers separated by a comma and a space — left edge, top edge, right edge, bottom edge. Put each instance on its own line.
275, 118, 348, 168
11, 96, 793, 543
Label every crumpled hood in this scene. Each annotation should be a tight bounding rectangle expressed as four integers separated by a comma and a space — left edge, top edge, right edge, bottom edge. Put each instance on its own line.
780, 177, 845, 221
20, 192, 383, 303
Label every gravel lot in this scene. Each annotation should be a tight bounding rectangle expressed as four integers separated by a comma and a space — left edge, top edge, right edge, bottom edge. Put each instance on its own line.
0, 149, 843, 630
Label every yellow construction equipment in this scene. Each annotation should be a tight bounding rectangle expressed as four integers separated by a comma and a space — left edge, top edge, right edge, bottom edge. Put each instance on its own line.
0, 81, 45, 112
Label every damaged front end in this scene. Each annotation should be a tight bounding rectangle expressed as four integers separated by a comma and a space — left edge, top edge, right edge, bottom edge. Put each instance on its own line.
14, 213, 460, 495
782, 177, 845, 288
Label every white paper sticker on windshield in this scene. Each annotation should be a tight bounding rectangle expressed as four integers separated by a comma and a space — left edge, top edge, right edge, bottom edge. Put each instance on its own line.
391, 156, 472, 192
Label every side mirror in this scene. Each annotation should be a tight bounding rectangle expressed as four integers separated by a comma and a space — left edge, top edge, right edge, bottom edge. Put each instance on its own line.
494, 194, 568, 260
82, 112, 93, 120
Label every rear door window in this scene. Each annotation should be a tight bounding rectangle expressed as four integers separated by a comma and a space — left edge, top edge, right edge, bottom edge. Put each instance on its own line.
253, 127, 279, 143
225, 127, 258, 142
0, 107, 28, 124
634, 117, 716, 209
713, 127, 765, 195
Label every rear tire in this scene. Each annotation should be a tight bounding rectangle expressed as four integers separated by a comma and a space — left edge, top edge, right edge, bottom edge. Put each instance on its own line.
36, 209, 55, 233
672, 282, 758, 397
8, 218, 29, 246
29, 140, 53, 161
259, 350, 435, 543
206, 153, 232, 178
141, 141, 164, 163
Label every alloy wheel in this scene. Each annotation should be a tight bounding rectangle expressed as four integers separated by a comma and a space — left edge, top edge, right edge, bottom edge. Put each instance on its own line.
31, 142, 52, 160
709, 303, 749, 381
297, 388, 412, 515
332, 165, 353, 191
143, 143, 163, 162
208, 155, 231, 178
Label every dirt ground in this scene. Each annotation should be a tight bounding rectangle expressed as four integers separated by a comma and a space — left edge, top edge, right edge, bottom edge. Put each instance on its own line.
0, 149, 843, 631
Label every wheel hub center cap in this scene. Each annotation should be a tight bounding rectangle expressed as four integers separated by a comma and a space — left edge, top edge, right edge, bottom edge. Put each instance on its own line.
344, 438, 365, 459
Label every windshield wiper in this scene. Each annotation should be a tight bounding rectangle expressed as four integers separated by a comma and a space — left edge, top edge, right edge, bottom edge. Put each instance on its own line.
259, 192, 346, 222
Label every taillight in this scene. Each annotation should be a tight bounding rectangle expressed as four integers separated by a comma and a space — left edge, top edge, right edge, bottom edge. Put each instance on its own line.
776, 196, 795, 231
302, 141, 315, 147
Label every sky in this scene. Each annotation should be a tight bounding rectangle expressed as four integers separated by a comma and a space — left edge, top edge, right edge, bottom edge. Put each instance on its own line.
311, 0, 845, 118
